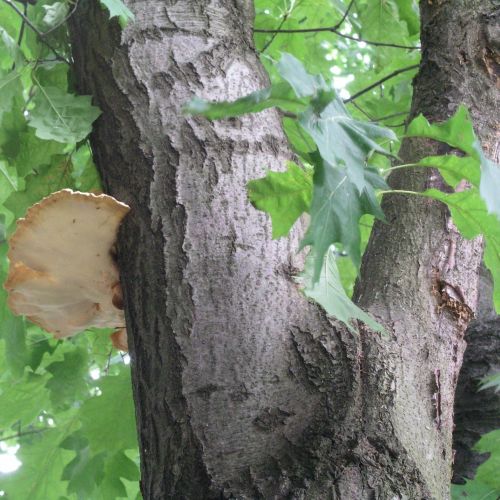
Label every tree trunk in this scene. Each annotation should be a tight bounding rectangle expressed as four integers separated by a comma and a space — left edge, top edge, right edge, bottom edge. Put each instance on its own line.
453, 266, 500, 483
69, 0, 499, 498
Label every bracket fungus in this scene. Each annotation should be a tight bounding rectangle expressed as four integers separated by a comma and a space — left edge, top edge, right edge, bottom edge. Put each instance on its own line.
4, 189, 130, 350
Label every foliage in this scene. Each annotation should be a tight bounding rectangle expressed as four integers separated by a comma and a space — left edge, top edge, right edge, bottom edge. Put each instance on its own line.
479, 372, 500, 393
0, 0, 139, 498
187, 58, 500, 333
0, 0, 498, 497
451, 429, 500, 499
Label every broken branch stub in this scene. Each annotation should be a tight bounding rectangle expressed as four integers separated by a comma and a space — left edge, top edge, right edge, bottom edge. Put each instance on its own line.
4, 189, 130, 345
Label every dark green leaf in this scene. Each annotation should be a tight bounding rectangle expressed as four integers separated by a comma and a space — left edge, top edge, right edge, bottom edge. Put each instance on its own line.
298, 96, 396, 194
184, 82, 304, 119
301, 154, 387, 280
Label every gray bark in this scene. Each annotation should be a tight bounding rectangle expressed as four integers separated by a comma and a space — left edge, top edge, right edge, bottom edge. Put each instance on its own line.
69, 0, 499, 498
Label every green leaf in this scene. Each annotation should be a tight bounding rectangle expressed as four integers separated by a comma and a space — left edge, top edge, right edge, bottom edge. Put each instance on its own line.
299, 247, 385, 334
11, 129, 67, 178
415, 155, 480, 189
4, 158, 74, 220
359, 0, 411, 45
423, 189, 500, 312
100, 451, 140, 499
406, 106, 476, 157
79, 366, 137, 454
0, 411, 79, 500
452, 429, 500, 498
298, 98, 397, 194
28, 85, 101, 143
0, 370, 51, 430
99, 0, 135, 26
301, 155, 387, 280
1, 313, 29, 377
247, 162, 312, 238
479, 372, 500, 393
45, 348, 90, 409
395, 0, 420, 36
42, 2, 69, 29
70, 144, 101, 191
63, 446, 106, 498
275, 52, 329, 99
406, 106, 500, 221
0, 68, 24, 121
184, 82, 304, 119
0, 27, 24, 69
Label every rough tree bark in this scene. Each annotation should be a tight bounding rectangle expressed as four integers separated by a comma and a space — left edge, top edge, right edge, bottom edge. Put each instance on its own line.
69, 0, 499, 498
453, 267, 500, 483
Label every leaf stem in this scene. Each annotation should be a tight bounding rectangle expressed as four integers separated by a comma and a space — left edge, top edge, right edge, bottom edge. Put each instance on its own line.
377, 189, 423, 197
383, 163, 420, 173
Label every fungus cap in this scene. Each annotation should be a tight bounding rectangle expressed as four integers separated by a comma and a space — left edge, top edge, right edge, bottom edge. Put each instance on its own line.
4, 189, 130, 338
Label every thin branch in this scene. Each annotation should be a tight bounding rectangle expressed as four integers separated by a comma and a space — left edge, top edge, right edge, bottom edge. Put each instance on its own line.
10, 1, 27, 71
332, 0, 356, 32
0, 428, 48, 442
344, 64, 419, 103
16, 2, 27, 45
371, 111, 409, 122
260, 11, 289, 53
254, 24, 420, 50
350, 100, 374, 120
2, 0, 70, 64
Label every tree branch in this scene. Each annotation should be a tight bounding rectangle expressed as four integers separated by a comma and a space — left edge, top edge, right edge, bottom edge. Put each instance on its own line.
259, 0, 355, 53
254, 24, 420, 50
2, 0, 70, 64
0, 427, 48, 442
344, 64, 419, 103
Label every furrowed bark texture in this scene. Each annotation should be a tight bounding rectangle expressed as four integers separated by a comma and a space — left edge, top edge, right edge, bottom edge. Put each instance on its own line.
453, 267, 500, 482
69, 0, 499, 499
355, 1, 499, 497
70, 2, 347, 498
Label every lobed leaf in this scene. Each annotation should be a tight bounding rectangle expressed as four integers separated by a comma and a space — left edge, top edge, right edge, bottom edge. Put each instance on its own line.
299, 247, 385, 334
423, 189, 500, 312
407, 106, 500, 221
301, 154, 387, 280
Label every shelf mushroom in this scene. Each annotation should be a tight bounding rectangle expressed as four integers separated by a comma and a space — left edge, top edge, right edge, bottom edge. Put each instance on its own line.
4, 189, 130, 351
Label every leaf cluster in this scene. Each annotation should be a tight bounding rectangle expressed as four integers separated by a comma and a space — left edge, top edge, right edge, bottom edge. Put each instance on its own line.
0, 0, 139, 498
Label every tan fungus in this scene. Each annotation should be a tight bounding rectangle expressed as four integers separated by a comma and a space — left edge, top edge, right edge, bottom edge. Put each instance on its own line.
4, 189, 130, 348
